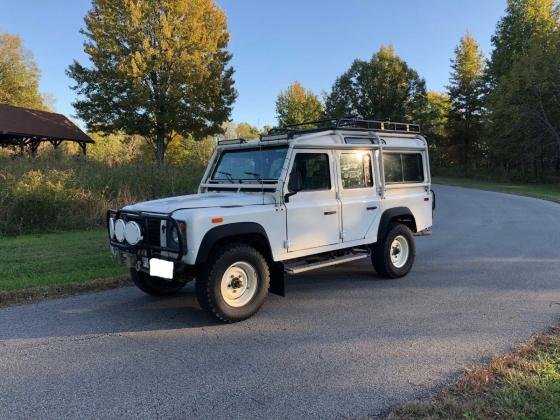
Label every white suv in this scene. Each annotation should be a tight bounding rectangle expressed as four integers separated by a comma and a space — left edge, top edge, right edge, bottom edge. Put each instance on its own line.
108, 118, 434, 323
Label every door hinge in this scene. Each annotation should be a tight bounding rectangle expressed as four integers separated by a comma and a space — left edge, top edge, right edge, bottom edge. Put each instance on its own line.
283, 240, 291, 249
340, 231, 345, 240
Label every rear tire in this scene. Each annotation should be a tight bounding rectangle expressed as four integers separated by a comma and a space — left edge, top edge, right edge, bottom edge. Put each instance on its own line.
372, 223, 415, 278
130, 269, 187, 296
196, 244, 270, 323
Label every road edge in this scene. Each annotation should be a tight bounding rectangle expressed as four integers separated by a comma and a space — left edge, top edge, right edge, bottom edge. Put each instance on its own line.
0, 277, 131, 309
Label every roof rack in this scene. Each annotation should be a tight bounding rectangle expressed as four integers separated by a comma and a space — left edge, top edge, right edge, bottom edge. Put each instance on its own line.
264, 118, 420, 139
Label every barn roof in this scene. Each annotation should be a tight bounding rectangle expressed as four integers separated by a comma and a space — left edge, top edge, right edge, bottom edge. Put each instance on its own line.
0, 103, 93, 153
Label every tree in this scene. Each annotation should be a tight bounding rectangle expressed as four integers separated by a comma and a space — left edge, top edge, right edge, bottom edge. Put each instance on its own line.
221, 121, 260, 140
446, 33, 486, 169
487, 0, 558, 87
275, 81, 324, 127
485, 0, 560, 177
422, 91, 451, 168
68, 0, 237, 164
0, 33, 47, 110
324, 46, 428, 122
236, 122, 260, 139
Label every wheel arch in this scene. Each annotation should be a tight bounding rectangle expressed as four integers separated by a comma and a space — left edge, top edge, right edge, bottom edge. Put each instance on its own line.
377, 207, 417, 241
195, 222, 273, 265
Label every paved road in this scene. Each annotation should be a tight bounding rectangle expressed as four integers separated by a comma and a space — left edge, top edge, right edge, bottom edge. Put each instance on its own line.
1, 186, 560, 419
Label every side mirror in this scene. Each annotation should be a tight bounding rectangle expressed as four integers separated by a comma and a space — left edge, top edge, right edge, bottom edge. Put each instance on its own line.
285, 170, 302, 202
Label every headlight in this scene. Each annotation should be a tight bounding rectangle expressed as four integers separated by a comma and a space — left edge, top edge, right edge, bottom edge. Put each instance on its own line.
124, 221, 143, 245
114, 219, 126, 243
170, 225, 179, 243
108, 217, 115, 239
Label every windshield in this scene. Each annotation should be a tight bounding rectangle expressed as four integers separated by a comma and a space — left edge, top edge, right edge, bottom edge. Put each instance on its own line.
212, 146, 288, 182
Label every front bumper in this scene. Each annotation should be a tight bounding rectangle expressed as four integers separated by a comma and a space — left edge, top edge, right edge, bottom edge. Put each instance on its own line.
107, 209, 186, 262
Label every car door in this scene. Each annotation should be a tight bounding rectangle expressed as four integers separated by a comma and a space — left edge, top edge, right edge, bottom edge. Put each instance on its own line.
336, 150, 380, 242
285, 150, 341, 252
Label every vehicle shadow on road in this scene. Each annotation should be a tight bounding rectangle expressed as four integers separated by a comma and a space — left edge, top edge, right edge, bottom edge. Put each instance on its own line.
0, 261, 393, 341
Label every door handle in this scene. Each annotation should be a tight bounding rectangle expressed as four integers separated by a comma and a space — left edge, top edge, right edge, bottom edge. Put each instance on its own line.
323, 210, 337, 215
366, 206, 378, 211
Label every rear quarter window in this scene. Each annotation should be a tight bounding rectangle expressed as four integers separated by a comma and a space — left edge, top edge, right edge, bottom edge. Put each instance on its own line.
383, 152, 424, 183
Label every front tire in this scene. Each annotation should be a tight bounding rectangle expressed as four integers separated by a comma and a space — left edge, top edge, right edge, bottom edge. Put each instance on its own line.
372, 223, 416, 278
130, 269, 187, 296
196, 244, 270, 323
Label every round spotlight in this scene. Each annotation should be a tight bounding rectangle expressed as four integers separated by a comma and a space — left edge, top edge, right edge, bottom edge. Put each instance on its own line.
114, 219, 126, 243
124, 221, 143, 245
108, 217, 115, 239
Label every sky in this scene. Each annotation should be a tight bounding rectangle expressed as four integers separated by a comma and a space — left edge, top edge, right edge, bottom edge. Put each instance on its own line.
0, 0, 507, 129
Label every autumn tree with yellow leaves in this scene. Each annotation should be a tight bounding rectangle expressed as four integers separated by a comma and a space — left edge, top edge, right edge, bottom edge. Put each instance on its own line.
68, 0, 236, 163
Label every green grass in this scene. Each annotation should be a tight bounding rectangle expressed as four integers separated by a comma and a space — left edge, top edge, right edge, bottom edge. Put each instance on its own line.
390, 328, 560, 419
0, 229, 127, 291
433, 176, 560, 202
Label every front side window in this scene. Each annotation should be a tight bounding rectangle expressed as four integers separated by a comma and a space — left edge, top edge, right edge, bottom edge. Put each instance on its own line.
212, 146, 288, 182
340, 152, 373, 189
290, 153, 331, 191
383, 153, 424, 183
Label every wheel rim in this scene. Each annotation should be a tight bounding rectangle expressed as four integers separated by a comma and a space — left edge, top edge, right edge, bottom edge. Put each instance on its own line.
390, 235, 409, 268
220, 261, 258, 308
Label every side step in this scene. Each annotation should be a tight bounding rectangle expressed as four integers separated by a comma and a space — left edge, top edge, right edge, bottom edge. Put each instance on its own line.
284, 251, 370, 275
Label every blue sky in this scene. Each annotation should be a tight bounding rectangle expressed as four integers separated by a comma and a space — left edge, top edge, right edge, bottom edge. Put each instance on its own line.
0, 0, 506, 128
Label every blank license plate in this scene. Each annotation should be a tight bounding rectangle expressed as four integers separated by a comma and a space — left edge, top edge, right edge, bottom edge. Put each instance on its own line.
149, 258, 174, 279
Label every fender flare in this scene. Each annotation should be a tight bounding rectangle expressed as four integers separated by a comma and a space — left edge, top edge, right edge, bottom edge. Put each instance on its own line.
377, 207, 416, 242
195, 222, 272, 265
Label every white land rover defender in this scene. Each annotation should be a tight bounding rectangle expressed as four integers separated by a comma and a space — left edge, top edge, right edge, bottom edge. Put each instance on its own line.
108, 118, 434, 323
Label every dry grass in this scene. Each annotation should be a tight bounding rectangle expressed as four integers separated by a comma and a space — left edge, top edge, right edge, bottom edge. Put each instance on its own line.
389, 327, 560, 419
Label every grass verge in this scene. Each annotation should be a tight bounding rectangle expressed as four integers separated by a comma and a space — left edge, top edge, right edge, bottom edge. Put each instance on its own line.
389, 327, 560, 419
433, 176, 560, 203
0, 229, 128, 306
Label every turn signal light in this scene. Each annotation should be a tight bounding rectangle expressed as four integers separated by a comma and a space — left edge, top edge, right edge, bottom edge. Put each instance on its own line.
212, 217, 224, 224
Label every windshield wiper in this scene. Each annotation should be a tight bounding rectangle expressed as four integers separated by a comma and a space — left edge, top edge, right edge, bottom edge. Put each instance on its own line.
216, 171, 235, 183
244, 171, 262, 182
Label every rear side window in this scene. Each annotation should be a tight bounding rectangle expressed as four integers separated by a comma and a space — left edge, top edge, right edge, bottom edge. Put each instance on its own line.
340, 153, 373, 189
290, 153, 331, 191
383, 153, 424, 183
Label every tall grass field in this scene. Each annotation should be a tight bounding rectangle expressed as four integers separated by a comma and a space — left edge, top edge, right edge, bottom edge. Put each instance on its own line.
0, 155, 205, 236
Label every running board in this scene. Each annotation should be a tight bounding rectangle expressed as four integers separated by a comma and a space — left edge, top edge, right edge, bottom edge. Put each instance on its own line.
284, 252, 370, 275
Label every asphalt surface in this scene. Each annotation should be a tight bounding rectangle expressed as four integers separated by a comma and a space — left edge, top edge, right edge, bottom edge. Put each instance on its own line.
1, 185, 560, 419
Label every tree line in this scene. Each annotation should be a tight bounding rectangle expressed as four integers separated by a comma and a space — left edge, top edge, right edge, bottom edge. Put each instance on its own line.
276, 0, 560, 181
1, 0, 559, 180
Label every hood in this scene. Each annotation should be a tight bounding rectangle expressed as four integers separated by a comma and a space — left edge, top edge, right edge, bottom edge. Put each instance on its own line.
123, 192, 275, 214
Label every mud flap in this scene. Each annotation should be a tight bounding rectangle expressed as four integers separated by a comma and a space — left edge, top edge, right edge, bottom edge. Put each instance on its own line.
269, 262, 286, 297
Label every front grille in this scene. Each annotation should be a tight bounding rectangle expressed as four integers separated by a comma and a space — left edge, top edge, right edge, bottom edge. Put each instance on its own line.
146, 218, 162, 246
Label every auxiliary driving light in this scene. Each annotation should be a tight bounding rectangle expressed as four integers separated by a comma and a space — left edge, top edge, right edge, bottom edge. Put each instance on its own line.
114, 219, 126, 243
124, 221, 143, 245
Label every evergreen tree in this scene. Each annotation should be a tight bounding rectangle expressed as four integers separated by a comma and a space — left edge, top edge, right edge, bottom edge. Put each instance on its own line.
485, 0, 559, 177
446, 33, 486, 169
275, 81, 324, 127
68, 0, 237, 163
487, 0, 558, 87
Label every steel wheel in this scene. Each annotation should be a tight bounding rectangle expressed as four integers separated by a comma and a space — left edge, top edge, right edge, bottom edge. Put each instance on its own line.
220, 261, 258, 308
390, 235, 410, 269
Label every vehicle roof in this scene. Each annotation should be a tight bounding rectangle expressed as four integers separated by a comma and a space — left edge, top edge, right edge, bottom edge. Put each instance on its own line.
217, 129, 427, 151
217, 118, 427, 151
